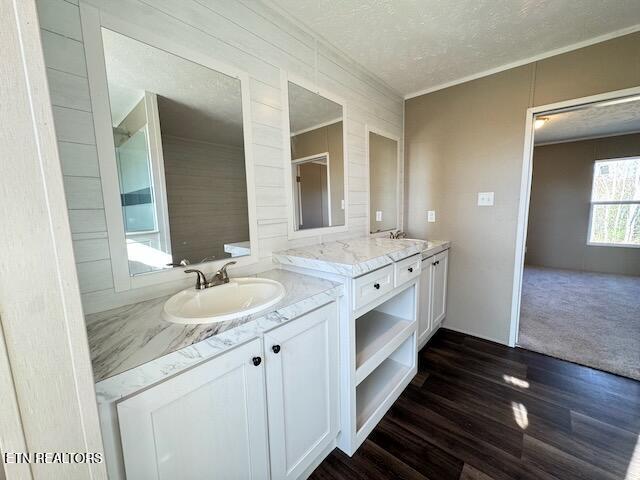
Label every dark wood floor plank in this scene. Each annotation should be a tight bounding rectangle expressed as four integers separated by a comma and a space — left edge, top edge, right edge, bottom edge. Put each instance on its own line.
310, 329, 640, 480
387, 396, 553, 480
570, 410, 639, 457
521, 435, 620, 480
459, 463, 496, 480
526, 411, 632, 477
515, 347, 640, 399
368, 418, 464, 480
423, 346, 639, 432
333, 440, 429, 480
402, 385, 524, 458
421, 351, 574, 431
410, 370, 429, 388
526, 364, 640, 412
420, 372, 572, 434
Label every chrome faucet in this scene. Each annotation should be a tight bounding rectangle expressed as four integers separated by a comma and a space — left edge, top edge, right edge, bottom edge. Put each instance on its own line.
390, 230, 407, 239
211, 261, 236, 286
184, 261, 237, 290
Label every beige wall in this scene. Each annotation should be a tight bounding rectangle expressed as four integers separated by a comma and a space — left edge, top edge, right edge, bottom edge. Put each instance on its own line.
369, 132, 398, 232
291, 121, 345, 226
405, 32, 640, 344
527, 134, 640, 276
162, 135, 249, 263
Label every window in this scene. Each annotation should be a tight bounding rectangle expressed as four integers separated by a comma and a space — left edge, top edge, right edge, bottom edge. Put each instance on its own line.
588, 157, 640, 247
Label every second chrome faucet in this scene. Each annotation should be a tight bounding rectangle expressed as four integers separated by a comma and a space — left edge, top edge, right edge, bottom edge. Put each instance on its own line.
185, 261, 236, 290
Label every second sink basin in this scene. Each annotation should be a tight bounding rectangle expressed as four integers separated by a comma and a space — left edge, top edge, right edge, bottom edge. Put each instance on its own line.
162, 277, 286, 325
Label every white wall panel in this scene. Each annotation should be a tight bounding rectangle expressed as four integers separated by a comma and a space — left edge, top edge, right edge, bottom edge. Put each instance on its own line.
37, 0, 403, 314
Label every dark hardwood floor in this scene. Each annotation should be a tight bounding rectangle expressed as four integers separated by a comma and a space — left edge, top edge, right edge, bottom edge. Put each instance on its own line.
310, 328, 640, 480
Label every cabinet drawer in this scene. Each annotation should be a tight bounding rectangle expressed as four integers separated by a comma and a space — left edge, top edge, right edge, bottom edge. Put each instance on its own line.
352, 265, 394, 311
394, 254, 421, 287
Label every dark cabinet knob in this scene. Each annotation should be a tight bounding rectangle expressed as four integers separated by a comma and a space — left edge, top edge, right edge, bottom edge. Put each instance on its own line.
374, 283, 380, 290
272, 345, 281, 354
408, 267, 413, 273
252, 356, 262, 366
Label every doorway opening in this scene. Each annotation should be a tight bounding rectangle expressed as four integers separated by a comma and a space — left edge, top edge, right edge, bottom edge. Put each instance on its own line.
511, 88, 640, 380
292, 153, 332, 229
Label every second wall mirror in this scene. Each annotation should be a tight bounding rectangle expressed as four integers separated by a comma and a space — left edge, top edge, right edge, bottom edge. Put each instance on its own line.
285, 79, 347, 236
368, 130, 400, 233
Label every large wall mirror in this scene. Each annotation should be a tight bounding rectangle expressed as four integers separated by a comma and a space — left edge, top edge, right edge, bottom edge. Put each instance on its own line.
84, 18, 256, 291
284, 78, 347, 236
368, 129, 400, 234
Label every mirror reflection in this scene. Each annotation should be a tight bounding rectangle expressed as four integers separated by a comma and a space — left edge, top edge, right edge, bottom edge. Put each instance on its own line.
288, 82, 345, 230
369, 132, 398, 233
102, 29, 251, 275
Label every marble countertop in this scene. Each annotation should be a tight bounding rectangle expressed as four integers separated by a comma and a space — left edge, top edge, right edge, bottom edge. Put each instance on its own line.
273, 237, 450, 277
87, 269, 340, 398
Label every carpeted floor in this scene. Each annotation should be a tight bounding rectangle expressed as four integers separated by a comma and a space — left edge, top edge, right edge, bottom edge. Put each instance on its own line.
518, 265, 640, 381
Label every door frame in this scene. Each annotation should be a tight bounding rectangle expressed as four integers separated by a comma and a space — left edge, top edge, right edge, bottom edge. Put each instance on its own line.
508, 85, 640, 347
292, 152, 332, 228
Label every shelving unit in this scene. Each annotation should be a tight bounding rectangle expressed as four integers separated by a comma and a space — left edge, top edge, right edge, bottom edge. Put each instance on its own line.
355, 334, 415, 440
355, 310, 413, 384
352, 284, 417, 448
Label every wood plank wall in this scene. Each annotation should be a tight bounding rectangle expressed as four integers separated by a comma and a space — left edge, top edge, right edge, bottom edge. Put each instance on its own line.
36, 0, 404, 313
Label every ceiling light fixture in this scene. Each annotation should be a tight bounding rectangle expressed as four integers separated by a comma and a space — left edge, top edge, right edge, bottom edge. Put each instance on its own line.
534, 117, 549, 129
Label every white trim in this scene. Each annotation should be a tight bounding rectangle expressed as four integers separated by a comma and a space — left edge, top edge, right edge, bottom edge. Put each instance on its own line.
281, 71, 349, 239
1, 1, 107, 475
364, 126, 402, 235
535, 128, 640, 147
291, 152, 333, 228
290, 117, 342, 137
509, 86, 640, 347
80, 4, 260, 292
143, 91, 172, 256
405, 24, 640, 100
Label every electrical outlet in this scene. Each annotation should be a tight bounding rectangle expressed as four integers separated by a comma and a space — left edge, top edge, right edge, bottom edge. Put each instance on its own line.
427, 210, 436, 222
478, 192, 494, 206
375, 211, 383, 221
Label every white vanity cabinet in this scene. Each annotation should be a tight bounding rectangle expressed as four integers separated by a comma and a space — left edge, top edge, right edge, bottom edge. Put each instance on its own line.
117, 338, 270, 480
114, 301, 339, 480
264, 302, 339, 480
418, 249, 449, 348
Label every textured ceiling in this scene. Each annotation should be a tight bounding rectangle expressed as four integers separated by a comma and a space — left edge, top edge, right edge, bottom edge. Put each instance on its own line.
268, 0, 640, 97
534, 97, 640, 144
102, 28, 244, 146
288, 82, 343, 134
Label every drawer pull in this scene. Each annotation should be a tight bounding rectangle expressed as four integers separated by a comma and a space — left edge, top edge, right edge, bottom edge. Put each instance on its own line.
272, 345, 281, 354
252, 356, 262, 366
408, 267, 413, 273
373, 283, 380, 290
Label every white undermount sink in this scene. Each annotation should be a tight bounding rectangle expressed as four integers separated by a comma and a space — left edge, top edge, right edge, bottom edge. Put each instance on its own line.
162, 277, 286, 325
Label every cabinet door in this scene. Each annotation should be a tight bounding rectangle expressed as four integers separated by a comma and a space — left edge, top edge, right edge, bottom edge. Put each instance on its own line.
418, 259, 433, 344
432, 250, 449, 325
117, 339, 269, 480
265, 302, 339, 480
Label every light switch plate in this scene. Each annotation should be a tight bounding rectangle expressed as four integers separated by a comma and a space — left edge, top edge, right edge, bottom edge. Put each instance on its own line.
341, 199, 345, 210
427, 210, 436, 222
478, 192, 494, 206
375, 210, 382, 221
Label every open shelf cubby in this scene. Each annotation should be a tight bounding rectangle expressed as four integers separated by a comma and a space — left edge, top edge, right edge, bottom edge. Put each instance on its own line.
355, 333, 415, 434
354, 285, 416, 385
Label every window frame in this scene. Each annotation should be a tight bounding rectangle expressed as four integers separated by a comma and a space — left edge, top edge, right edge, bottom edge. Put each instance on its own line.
586, 156, 640, 249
